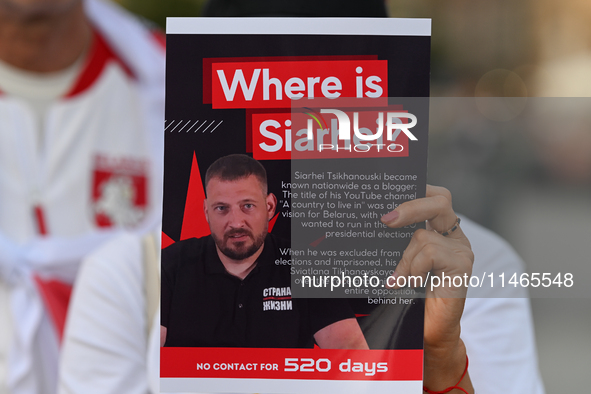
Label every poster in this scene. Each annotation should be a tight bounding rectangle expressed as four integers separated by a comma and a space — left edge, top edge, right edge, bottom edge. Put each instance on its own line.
161, 18, 431, 393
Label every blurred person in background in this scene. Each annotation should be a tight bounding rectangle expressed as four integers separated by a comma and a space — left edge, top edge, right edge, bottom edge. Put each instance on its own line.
0, 0, 164, 392
58, 1, 544, 393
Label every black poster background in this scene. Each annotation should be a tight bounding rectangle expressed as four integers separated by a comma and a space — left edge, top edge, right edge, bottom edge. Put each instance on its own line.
163, 30, 430, 350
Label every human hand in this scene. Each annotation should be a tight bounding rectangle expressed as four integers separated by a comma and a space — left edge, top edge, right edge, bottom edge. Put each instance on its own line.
381, 185, 474, 393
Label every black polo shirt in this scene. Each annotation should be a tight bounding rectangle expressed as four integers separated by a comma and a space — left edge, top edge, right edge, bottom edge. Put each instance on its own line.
161, 233, 354, 348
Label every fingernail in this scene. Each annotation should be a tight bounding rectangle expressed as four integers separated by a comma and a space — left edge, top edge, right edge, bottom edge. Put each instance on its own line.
386, 271, 399, 289
381, 210, 399, 223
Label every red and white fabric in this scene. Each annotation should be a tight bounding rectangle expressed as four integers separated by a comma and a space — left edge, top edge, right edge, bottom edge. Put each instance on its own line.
0, 0, 165, 392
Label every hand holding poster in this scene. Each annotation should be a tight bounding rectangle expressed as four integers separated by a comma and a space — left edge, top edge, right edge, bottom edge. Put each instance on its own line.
161, 17, 432, 393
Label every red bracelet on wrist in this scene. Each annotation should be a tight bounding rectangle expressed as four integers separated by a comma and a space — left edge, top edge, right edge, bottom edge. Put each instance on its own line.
423, 355, 469, 394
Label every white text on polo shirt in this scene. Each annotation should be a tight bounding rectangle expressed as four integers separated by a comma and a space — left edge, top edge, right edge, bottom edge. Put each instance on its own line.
262, 286, 292, 311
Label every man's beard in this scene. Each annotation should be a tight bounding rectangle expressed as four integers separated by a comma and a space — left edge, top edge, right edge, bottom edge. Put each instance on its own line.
213, 228, 266, 261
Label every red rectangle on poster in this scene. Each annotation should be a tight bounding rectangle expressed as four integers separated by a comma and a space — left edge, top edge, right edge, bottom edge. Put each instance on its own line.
203, 55, 379, 105
211, 60, 388, 109
161, 347, 423, 381
251, 110, 410, 160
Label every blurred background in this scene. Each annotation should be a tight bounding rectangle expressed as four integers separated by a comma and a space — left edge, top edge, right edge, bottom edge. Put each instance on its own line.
115, 0, 591, 391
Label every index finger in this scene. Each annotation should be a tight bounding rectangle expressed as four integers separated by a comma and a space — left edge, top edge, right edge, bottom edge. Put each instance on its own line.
380, 185, 458, 235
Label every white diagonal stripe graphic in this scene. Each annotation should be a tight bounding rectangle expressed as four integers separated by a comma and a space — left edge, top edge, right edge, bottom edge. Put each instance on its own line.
177, 120, 192, 133
169, 121, 183, 133
201, 120, 216, 133
194, 121, 207, 133
164, 120, 175, 130
186, 120, 200, 133
209, 120, 223, 133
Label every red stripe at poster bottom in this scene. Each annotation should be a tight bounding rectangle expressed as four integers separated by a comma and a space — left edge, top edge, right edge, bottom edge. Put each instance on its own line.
161, 347, 423, 381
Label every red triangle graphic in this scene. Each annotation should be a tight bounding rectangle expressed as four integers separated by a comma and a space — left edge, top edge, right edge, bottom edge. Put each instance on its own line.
180, 153, 210, 240
268, 213, 279, 232
161, 231, 175, 249
310, 235, 326, 247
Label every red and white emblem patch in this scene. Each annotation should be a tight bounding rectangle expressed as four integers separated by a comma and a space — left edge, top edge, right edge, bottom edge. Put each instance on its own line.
91, 154, 149, 228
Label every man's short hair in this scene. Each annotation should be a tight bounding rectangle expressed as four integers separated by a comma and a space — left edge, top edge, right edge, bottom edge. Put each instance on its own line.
205, 154, 268, 194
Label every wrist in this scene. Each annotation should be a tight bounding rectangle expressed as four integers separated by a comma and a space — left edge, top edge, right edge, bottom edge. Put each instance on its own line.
423, 357, 469, 394
423, 338, 468, 391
